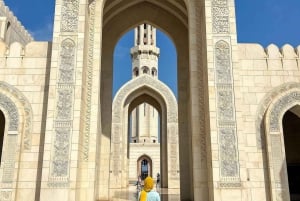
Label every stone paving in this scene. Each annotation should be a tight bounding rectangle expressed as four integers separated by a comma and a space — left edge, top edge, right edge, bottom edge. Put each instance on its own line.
110, 184, 180, 201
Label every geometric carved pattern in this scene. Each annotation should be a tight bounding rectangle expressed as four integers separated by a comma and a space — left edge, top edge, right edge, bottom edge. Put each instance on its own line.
49, 39, 76, 187
61, 0, 79, 32
215, 40, 240, 185
212, 0, 230, 33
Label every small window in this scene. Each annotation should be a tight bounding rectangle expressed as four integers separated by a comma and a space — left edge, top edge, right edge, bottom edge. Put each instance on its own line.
153, 140, 156, 143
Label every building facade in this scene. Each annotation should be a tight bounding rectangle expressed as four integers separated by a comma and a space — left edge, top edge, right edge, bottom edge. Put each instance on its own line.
0, 0, 300, 201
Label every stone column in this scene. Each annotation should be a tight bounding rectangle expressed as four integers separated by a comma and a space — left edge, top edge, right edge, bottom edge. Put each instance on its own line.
39, 0, 89, 200
205, 0, 242, 200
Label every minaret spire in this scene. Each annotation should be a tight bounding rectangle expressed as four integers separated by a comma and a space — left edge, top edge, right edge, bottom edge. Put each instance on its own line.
130, 23, 160, 143
130, 23, 160, 79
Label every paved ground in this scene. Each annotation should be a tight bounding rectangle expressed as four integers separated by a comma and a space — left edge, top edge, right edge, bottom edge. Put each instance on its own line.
110, 184, 180, 201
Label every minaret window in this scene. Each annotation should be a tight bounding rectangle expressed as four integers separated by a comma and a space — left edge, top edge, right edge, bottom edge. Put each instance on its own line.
142, 66, 149, 74
133, 67, 139, 77
151, 68, 157, 76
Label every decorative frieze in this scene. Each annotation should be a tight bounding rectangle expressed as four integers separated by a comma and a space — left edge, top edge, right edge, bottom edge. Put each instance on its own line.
214, 40, 240, 185
212, 0, 230, 34
61, 0, 79, 32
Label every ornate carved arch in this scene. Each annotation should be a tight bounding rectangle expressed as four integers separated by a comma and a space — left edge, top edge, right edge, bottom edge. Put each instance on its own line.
0, 81, 33, 149
264, 85, 300, 201
111, 75, 179, 189
256, 82, 300, 149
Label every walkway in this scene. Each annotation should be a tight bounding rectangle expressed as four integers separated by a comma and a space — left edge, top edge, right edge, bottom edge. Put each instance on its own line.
110, 185, 180, 201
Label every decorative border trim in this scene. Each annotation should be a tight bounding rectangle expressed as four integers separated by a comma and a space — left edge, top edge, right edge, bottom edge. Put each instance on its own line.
82, 1, 96, 161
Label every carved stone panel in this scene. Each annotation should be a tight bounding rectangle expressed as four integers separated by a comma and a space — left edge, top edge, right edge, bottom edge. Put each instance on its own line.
52, 127, 71, 177
215, 40, 231, 83
219, 128, 238, 177
61, 0, 79, 32
59, 39, 75, 83
56, 89, 73, 120
217, 90, 234, 122
49, 38, 76, 186
214, 40, 240, 184
212, 0, 230, 34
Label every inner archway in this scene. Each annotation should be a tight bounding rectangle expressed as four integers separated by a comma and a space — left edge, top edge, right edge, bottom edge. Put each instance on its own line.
282, 108, 300, 200
137, 155, 153, 180
110, 75, 179, 193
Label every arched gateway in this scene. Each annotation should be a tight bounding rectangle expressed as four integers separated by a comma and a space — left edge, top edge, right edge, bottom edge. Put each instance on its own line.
111, 75, 179, 190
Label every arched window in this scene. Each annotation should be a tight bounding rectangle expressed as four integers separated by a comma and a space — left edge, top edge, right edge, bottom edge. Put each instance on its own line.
133, 67, 139, 77
151, 68, 157, 76
142, 66, 149, 74
0, 110, 5, 163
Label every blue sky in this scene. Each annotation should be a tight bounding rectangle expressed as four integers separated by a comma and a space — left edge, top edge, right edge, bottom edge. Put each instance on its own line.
3, 0, 300, 97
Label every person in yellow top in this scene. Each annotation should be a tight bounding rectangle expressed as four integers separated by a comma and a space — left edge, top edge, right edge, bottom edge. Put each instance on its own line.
139, 176, 160, 201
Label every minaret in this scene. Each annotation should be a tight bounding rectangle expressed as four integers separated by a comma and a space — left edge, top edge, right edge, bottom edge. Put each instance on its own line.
130, 23, 160, 143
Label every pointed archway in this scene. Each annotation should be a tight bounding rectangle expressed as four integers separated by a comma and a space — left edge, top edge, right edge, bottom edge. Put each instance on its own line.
110, 75, 179, 195
264, 86, 300, 200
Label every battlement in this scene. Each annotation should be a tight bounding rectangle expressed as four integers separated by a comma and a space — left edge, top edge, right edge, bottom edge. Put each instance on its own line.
238, 43, 300, 70
0, 1, 33, 45
0, 40, 50, 58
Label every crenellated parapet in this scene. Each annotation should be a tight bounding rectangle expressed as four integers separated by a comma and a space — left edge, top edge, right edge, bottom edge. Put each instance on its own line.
0, 40, 49, 57
0, 1, 33, 46
238, 43, 300, 70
